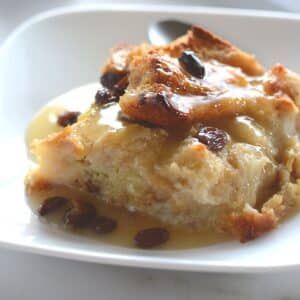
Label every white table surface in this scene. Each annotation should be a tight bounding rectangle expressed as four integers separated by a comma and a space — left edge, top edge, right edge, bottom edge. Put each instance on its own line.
1, 1, 300, 299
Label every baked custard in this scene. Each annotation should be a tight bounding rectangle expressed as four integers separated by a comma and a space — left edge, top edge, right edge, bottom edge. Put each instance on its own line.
25, 26, 300, 247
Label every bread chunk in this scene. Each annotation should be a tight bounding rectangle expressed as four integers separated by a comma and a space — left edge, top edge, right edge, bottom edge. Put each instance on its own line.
26, 25, 300, 242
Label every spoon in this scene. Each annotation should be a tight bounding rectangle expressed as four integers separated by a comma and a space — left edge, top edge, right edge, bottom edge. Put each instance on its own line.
148, 20, 192, 45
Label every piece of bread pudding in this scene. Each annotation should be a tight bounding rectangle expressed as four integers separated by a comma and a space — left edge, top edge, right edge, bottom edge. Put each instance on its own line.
26, 26, 300, 242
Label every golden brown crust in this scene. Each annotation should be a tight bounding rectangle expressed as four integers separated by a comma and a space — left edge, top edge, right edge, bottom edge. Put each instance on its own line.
265, 64, 300, 107
31, 127, 86, 160
103, 26, 298, 128
121, 92, 191, 128
102, 44, 132, 74
25, 176, 55, 194
228, 210, 275, 243
179, 26, 264, 76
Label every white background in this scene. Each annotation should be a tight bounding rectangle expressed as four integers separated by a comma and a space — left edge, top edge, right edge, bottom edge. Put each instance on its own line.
1, 1, 300, 299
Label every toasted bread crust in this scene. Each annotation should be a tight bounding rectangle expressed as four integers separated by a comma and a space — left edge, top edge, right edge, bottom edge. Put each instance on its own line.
171, 26, 264, 76
228, 210, 275, 242
99, 26, 297, 128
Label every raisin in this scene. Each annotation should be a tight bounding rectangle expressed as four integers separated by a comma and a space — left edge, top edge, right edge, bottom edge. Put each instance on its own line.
95, 87, 119, 105
113, 74, 128, 97
195, 127, 229, 152
91, 216, 117, 234
64, 202, 97, 227
57, 111, 80, 127
38, 196, 68, 216
100, 72, 127, 92
179, 50, 205, 79
134, 227, 170, 249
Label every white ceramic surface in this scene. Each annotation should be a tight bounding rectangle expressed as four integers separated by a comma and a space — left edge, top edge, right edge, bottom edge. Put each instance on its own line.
1, 0, 300, 44
1, 6, 300, 273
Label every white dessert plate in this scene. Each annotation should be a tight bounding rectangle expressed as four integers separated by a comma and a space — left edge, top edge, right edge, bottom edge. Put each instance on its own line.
1, 5, 300, 273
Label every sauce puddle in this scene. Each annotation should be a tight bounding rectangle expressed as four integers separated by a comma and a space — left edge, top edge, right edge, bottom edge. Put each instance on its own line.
28, 187, 230, 249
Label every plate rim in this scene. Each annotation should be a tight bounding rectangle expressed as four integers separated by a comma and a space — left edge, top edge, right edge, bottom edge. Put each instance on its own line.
2, 3, 300, 53
1, 231, 300, 274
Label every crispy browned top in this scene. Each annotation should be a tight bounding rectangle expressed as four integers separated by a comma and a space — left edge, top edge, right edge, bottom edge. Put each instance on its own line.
100, 25, 298, 128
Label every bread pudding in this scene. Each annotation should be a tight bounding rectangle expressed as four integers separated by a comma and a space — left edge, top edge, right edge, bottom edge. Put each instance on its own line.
25, 25, 300, 245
